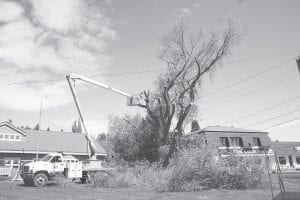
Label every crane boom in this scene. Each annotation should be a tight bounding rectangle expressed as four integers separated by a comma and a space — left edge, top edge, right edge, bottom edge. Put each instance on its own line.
69, 73, 131, 98
66, 73, 141, 159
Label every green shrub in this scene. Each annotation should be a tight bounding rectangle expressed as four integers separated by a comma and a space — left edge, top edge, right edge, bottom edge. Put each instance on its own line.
217, 156, 267, 189
92, 171, 110, 187
52, 176, 73, 187
157, 145, 267, 192
91, 145, 267, 192
0, 160, 6, 166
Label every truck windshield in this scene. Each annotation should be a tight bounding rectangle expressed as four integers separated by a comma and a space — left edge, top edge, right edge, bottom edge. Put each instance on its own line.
41, 155, 52, 162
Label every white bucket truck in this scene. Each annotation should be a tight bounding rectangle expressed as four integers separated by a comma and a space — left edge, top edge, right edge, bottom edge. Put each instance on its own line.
20, 152, 102, 187
20, 73, 140, 187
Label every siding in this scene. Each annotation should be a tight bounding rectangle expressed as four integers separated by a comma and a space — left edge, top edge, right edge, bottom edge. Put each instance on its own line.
202, 131, 272, 148
0, 126, 26, 141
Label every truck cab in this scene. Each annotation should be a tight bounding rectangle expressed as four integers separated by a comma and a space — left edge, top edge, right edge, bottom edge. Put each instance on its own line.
20, 153, 65, 187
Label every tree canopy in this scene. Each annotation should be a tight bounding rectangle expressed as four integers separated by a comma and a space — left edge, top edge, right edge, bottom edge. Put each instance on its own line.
137, 20, 240, 166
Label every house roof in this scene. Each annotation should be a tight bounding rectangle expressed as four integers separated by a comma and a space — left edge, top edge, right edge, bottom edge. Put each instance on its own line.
271, 141, 300, 155
196, 126, 268, 134
0, 123, 106, 155
0, 122, 27, 136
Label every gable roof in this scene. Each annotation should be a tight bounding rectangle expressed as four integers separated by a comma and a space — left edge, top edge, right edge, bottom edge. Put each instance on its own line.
0, 122, 27, 136
271, 141, 300, 155
0, 128, 106, 156
196, 126, 268, 134
271, 141, 300, 148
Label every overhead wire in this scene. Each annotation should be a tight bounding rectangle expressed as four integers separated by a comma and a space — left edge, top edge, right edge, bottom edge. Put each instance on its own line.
200, 73, 296, 110
241, 110, 300, 128
201, 67, 295, 100
221, 95, 300, 125
0, 68, 168, 86
200, 59, 293, 98
199, 68, 296, 106
261, 116, 300, 130
0, 56, 295, 87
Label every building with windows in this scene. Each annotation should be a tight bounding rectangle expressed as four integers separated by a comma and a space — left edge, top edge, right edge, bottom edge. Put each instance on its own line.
271, 141, 300, 170
0, 121, 106, 167
194, 126, 273, 156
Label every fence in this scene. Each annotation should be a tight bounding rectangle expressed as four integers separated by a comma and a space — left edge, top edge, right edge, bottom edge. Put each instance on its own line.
0, 166, 12, 176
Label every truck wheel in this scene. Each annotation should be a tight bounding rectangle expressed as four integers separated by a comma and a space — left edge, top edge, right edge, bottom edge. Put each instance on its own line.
33, 173, 48, 187
80, 177, 86, 184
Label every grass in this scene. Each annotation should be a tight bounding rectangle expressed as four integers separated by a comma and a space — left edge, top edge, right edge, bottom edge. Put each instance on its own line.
0, 181, 274, 200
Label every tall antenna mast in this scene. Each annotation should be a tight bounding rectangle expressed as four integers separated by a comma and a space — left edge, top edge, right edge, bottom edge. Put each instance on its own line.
36, 99, 43, 161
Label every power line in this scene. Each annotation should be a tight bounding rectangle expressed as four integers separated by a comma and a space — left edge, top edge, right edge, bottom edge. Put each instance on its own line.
224, 52, 297, 63
241, 110, 300, 128
201, 59, 293, 98
221, 95, 300, 125
199, 69, 295, 105
0, 68, 168, 86
0, 56, 295, 87
0, 79, 63, 86
261, 116, 300, 130
201, 73, 296, 109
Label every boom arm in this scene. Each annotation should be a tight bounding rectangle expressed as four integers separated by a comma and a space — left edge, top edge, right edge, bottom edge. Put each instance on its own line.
68, 73, 132, 98
66, 73, 141, 159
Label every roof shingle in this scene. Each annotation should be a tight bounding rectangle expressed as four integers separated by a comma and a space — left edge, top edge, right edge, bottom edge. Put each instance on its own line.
0, 123, 106, 155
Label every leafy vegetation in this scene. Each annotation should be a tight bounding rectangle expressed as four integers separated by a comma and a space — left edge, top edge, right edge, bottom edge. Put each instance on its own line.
92, 143, 267, 192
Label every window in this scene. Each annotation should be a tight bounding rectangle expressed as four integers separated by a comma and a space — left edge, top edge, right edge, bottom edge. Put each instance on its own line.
220, 137, 230, 147
3, 157, 20, 166
230, 137, 244, 147
0, 133, 21, 141
253, 137, 262, 146
278, 156, 286, 165
41, 155, 52, 162
51, 156, 62, 163
296, 156, 300, 165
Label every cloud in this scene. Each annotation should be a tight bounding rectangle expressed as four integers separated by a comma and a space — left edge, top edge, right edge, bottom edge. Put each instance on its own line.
174, 8, 192, 18
0, 1, 23, 22
0, 0, 117, 112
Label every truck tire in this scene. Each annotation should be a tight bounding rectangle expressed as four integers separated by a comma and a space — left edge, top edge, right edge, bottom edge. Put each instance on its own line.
80, 177, 86, 184
33, 173, 48, 187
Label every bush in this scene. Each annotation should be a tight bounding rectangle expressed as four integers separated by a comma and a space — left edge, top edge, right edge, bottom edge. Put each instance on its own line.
0, 160, 6, 166
157, 145, 267, 192
91, 145, 267, 192
217, 156, 267, 189
92, 171, 110, 187
91, 161, 168, 189
52, 175, 73, 187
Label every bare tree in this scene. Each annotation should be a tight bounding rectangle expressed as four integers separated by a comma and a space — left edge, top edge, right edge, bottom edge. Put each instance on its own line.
137, 20, 240, 166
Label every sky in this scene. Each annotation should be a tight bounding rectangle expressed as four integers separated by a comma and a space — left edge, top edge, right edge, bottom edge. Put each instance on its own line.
0, 0, 299, 141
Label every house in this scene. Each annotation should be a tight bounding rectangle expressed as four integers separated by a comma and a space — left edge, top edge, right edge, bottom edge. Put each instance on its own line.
271, 141, 300, 170
0, 121, 106, 167
193, 126, 273, 156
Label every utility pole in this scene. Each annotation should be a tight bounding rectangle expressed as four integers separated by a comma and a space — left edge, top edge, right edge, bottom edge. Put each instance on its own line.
36, 100, 43, 161
296, 56, 300, 76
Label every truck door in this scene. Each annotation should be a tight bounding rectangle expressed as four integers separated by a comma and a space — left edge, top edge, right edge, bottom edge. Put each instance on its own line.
50, 156, 64, 174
